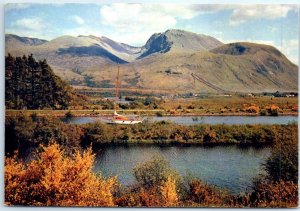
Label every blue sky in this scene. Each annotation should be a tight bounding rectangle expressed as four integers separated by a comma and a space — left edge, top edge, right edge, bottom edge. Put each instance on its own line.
4, 3, 299, 64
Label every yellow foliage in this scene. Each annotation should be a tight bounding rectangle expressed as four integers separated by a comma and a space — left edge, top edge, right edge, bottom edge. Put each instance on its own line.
160, 176, 178, 207
265, 104, 279, 111
5, 143, 117, 206
4, 154, 26, 205
270, 104, 279, 110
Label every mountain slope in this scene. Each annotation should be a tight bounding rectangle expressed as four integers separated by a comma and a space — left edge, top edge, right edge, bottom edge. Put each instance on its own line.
5, 31, 298, 93
5, 34, 139, 84
86, 42, 297, 93
6, 34, 48, 46
5, 34, 139, 62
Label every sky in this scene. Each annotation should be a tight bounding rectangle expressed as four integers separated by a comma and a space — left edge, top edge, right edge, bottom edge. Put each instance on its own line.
4, 3, 299, 64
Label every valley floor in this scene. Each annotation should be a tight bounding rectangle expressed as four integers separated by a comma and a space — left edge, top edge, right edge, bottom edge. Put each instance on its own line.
6, 95, 298, 117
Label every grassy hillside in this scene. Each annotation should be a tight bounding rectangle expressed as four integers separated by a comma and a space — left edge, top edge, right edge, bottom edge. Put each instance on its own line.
86, 46, 298, 93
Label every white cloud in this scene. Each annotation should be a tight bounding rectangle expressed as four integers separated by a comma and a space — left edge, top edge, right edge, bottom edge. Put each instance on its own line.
191, 4, 232, 13
5, 3, 31, 11
100, 4, 196, 31
281, 39, 299, 65
99, 4, 299, 45
6, 17, 55, 40
12, 17, 46, 31
99, 3, 201, 44
229, 5, 298, 25
70, 15, 85, 25
100, 4, 299, 29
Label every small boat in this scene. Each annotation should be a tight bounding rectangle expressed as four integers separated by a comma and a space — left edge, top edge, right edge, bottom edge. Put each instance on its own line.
109, 111, 143, 124
104, 65, 143, 124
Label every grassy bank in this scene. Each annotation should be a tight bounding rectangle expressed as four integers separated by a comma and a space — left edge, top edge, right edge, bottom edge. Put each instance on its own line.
81, 121, 295, 148
5, 114, 297, 154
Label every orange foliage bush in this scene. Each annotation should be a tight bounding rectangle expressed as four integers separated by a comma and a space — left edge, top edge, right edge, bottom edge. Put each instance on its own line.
188, 179, 227, 207
265, 104, 279, 115
115, 186, 165, 207
244, 104, 260, 113
138, 188, 164, 207
269, 104, 279, 110
5, 143, 117, 206
291, 104, 298, 112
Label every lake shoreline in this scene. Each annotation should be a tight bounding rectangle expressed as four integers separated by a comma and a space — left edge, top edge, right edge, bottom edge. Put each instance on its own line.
5, 109, 298, 117
88, 139, 273, 151
5, 114, 298, 156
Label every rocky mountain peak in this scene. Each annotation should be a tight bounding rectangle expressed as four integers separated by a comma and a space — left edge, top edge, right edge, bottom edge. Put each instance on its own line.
138, 29, 223, 59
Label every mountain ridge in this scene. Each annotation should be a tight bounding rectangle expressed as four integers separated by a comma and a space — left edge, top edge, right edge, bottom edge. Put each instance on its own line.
5, 29, 298, 93
5, 34, 48, 46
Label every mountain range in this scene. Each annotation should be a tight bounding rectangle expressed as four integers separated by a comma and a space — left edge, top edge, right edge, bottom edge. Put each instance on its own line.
5, 29, 298, 93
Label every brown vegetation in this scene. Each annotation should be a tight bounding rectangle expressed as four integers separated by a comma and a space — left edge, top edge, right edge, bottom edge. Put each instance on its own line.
249, 179, 298, 208
5, 143, 116, 206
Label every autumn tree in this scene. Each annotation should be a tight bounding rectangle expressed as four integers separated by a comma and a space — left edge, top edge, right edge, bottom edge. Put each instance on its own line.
160, 176, 178, 207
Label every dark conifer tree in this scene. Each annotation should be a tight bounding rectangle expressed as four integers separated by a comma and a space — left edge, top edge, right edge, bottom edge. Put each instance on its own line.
5, 54, 81, 109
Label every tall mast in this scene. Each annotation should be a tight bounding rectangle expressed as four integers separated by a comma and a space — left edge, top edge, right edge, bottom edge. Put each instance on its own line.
114, 64, 120, 112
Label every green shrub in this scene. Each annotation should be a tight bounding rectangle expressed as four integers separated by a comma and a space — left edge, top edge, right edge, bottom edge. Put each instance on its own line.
133, 157, 182, 190
260, 109, 267, 116
264, 125, 298, 182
